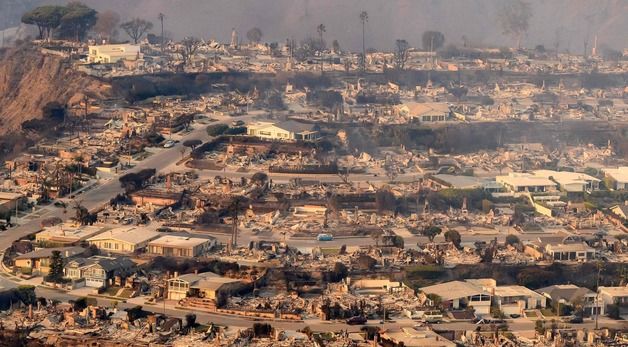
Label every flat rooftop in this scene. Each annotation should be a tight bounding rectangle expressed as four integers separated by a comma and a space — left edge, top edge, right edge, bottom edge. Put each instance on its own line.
493, 285, 544, 299
37, 224, 111, 242
598, 286, 628, 297
87, 226, 160, 244
603, 167, 628, 183
149, 234, 214, 248
421, 281, 490, 302
0, 192, 23, 201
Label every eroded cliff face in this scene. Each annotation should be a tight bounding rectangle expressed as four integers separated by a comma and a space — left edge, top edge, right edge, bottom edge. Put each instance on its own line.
0, 44, 110, 136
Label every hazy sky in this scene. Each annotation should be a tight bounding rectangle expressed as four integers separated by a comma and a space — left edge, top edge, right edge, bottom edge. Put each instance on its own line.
8, 0, 628, 51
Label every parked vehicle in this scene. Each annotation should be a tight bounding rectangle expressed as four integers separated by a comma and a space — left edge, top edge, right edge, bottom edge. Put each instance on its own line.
562, 315, 584, 324
317, 233, 333, 241
569, 315, 584, 323
423, 311, 443, 323
163, 140, 176, 148
346, 316, 367, 325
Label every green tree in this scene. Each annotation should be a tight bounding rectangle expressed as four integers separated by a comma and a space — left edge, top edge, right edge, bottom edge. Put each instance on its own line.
422, 31, 445, 52
607, 303, 621, 319
206, 123, 229, 136
120, 17, 153, 44
58, 2, 98, 42
246, 27, 263, 44
21, 5, 67, 40
46, 250, 65, 283
444, 229, 462, 248
422, 226, 442, 242
16, 286, 37, 306
182, 139, 202, 150
426, 293, 442, 307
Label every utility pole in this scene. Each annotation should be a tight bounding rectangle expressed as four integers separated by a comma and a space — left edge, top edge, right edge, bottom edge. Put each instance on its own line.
595, 261, 602, 330
430, 35, 434, 67
231, 198, 240, 248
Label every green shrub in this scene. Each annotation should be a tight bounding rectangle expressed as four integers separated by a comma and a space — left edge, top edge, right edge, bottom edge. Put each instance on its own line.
224, 126, 246, 135
206, 124, 229, 136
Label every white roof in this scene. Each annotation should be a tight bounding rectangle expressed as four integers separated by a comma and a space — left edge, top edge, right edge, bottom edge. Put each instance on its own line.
603, 167, 628, 183
171, 271, 242, 290
496, 172, 556, 188
533, 170, 600, 185
0, 192, 23, 201
87, 227, 160, 245
88, 44, 140, 54
545, 243, 595, 252
421, 281, 490, 302
37, 224, 110, 241
598, 286, 628, 297
493, 285, 544, 299
149, 235, 213, 248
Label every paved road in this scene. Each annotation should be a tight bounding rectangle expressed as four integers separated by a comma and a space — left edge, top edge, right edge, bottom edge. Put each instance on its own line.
0, 123, 214, 248
196, 169, 421, 185
220, 227, 557, 252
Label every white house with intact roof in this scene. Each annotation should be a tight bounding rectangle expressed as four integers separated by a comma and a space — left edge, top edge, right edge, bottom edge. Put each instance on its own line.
597, 286, 628, 316
246, 121, 319, 141
533, 170, 600, 193
87, 227, 160, 253
496, 172, 557, 193
603, 167, 628, 190
420, 280, 492, 315
88, 44, 141, 64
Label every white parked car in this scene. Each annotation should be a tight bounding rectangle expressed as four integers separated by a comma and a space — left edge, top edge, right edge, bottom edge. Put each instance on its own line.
163, 140, 176, 148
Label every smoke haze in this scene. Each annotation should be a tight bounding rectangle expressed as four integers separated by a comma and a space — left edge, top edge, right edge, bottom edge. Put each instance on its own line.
3, 0, 627, 51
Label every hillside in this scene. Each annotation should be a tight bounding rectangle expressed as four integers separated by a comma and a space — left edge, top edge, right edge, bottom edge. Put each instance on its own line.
0, 44, 110, 136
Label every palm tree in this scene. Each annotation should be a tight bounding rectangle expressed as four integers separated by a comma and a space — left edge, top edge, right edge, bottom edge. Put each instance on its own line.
316, 24, 326, 44
317, 24, 326, 72
359, 11, 368, 72
158, 13, 165, 55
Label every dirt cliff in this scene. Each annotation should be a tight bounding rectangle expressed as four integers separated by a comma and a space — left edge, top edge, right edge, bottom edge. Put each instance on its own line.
0, 44, 110, 136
